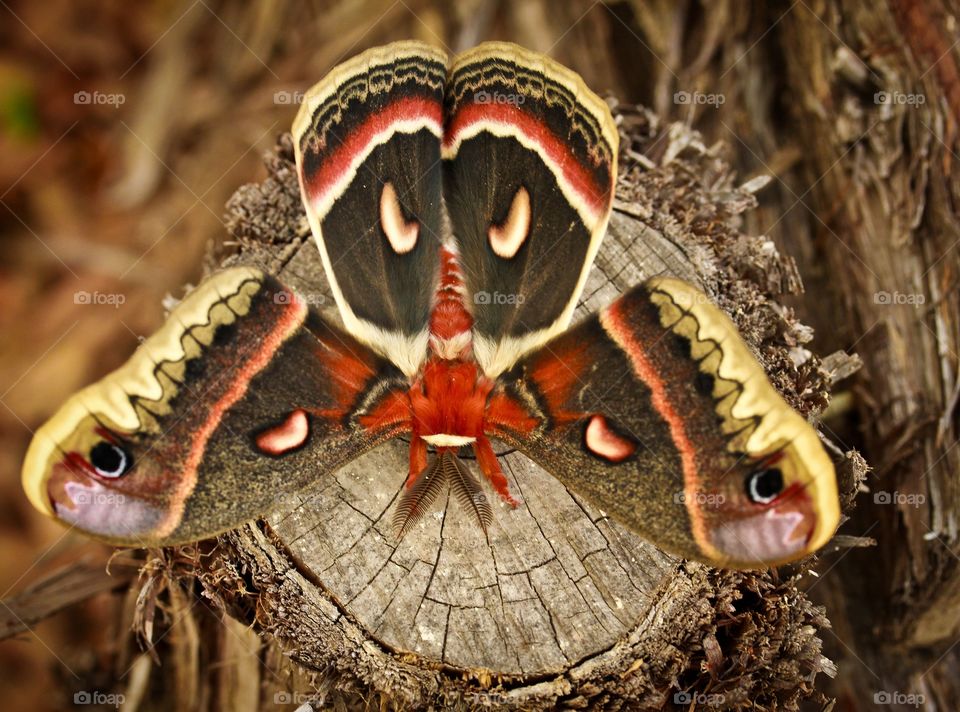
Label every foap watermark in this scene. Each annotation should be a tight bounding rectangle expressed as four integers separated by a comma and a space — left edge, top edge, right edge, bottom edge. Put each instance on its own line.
273, 90, 305, 105
674, 491, 726, 507
274, 291, 326, 307
75, 492, 126, 506
273, 690, 317, 707
674, 90, 725, 107
465, 691, 512, 706
474, 90, 525, 106
874, 491, 925, 508
874, 290, 925, 306
874, 91, 925, 107
74, 290, 126, 308
471, 491, 491, 508
874, 690, 925, 707
474, 290, 525, 306
673, 691, 726, 706
74, 90, 125, 108
74, 690, 125, 708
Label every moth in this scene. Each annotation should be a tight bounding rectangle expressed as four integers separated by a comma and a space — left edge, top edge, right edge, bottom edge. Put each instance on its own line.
21, 41, 840, 568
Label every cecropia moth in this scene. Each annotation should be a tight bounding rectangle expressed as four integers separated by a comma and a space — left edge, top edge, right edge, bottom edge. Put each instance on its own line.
21, 41, 840, 568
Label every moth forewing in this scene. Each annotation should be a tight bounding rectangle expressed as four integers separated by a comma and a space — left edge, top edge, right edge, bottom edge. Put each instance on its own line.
292, 41, 448, 378
442, 41, 620, 378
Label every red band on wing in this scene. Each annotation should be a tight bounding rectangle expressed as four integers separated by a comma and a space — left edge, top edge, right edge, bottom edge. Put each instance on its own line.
161, 291, 309, 537
314, 337, 380, 414
443, 102, 610, 218
357, 390, 412, 433
301, 96, 442, 209
600, 301, 706, 544
526, 340, 592, 426
484, 391, 539, 436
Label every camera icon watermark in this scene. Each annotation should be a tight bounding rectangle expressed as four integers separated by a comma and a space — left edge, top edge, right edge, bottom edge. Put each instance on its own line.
270, 491, 306, 512
674, 90, 725, 107
874, 491, 925, 508
74, 690, 125, 707
674, 491, 726, 506
74, 90, 126, 108
273, 291, 325, 306
74, 290, 126, 308
474, 90, 526, 106
75, 492, 126, 506
874, 690, 925, 706
874, 91, 925, 106
874, 290, 925, 306
473, 290, 525, 305
465, 690, 511, 705
273, 690, 315, 707
673, 690, 726, 706
273, 90, 305, 105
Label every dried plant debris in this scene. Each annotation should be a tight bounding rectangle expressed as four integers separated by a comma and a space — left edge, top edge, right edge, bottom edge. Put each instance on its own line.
224, 134, 305, 250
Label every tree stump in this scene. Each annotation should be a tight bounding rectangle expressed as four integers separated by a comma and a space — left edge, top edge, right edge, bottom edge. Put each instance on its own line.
162, 102, 861, 709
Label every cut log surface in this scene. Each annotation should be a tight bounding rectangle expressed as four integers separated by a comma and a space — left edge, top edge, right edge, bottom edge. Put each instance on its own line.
267, 441, 671, 675
193, 105, 857, 709
252, 179, 699, 678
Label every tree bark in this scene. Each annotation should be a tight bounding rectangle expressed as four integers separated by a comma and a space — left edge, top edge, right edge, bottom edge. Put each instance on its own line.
607, 1, 960, 707
778, 1, 960, 705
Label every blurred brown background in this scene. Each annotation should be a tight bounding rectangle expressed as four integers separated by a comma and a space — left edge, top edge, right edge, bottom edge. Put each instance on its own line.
2, 0, 958, 710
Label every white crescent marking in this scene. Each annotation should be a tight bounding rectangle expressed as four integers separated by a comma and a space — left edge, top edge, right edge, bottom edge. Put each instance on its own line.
488, 186, 531, 259
380, 181, 419, 254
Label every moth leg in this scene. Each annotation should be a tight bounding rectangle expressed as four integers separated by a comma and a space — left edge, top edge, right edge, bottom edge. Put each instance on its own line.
473, 435, 520, 507
406, 435, 428, 488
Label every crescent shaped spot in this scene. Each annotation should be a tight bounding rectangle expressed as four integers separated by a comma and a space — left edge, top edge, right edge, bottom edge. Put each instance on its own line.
380, 181, 419, 254
255, 409, 311, 456
488, 186, 531, 259
584, 414, 636, 463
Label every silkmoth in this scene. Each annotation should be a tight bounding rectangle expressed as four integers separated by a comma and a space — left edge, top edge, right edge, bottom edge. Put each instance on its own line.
21, 41, 840, 568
